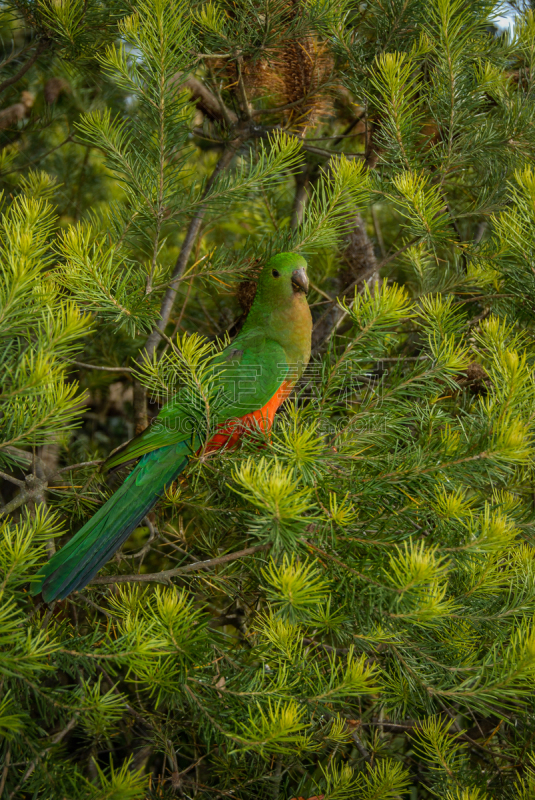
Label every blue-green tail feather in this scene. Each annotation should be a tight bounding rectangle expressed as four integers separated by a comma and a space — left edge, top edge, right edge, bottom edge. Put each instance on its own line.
33, 444, 190, 602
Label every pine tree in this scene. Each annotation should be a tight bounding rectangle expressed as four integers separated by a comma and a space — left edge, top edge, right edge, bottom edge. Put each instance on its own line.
2, 0, 535, 797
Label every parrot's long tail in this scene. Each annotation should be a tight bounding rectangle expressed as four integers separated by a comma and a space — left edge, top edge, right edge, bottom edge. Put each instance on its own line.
33, 445, 188, 603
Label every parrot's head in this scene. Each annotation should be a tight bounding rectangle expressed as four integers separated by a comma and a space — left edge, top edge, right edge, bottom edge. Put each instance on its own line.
244, 251, 311, 364
255, 252, 309, 308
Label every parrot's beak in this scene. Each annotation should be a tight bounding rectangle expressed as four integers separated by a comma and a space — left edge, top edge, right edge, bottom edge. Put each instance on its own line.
291, 268, 309, 295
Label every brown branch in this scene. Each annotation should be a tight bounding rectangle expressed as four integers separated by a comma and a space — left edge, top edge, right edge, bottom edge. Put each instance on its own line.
361, 718, 517, 764
184, 684, 240, 741
133, 379, 148, 434
302, 637, 349, 654
350, 728, 372, 763
0, 457, 103, 515
0, 41, 34, 72
88, 542, 271, 586
260, 127, 365, 160
76, 593, 119, 620
251, 83, 334, 118
0, 748, 10, 796
300, 142, 365, 160
130, 515, 159, 559
311, 237, 417, 350
0, 470, 25, 487
339, 238, 417, 298
140, 125, 250, 361
237, 57, 253, 120
0, 39, 49, 95
0, 475, 47, 516
67, 359, 133, 373
174, 71, 238, 125
290, 163, 310, 229
312, 212, 379, 352
371, 205, 386, 257
191, 126, 225, 143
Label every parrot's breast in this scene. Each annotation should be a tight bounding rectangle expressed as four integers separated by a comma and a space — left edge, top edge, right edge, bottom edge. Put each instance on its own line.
201, 379, 293, 454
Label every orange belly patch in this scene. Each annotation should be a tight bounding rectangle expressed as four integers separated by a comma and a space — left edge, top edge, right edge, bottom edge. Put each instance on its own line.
200, 380, 293, 455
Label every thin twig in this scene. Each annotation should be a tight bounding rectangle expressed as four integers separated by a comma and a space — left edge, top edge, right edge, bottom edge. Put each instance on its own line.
160, 533, 200, 563
0, 476, 47, 516
129, 516, 159, 559
371, 205, 386, 257
300, 142, 365, 160
76, 593, 119, 620
306, 541, 402, 594
237, 57, 253, 120
312, 238, 418, 341
0, 41, 34, 72
180, 68, 237, 126
56, 460, 103, 474
302, 637, 349, 654
184, 684, 241, 742
251, 85, 334, 117
8, 716, 78, 799
159, 279, 194, 357
350, 728, 373, 763
0, 134, 73, 175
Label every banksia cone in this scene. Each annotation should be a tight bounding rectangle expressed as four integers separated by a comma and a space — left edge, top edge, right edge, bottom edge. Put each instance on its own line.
212, 1, 333, 129
44, 77, 70, 104
457, 362, 491, 395
236, 259, 263, 314
0, 91, 34, 130
278, 35, 333, 129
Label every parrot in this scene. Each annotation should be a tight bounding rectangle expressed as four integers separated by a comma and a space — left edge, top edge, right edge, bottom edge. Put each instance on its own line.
33, 252, 312, 603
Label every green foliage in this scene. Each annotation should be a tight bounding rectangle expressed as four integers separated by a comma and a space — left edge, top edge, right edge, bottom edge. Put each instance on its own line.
0, 194, 91, 457
232, 456, 316, 549
83, 756, 148, 800
261, 554, 330, 620
2, 0, 535, 795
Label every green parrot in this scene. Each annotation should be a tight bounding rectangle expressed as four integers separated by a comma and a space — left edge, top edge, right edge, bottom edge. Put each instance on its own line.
33, 253, 312, 602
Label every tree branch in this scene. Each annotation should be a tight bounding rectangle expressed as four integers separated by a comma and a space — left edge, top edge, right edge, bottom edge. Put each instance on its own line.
311, 238, 418, 351
174, 71, 237, 125
88, 543, 271, 586
140, 124, 250, 361
290, 163, 310, 229
67, 359, 133, 373
0, 470, 25, 487
56, 460, 104, 474
8, 715, 78, 799
0, 748, 10, 796
312, 212, 379, 352
0, 39, 49, 95
0, 474, 47, 516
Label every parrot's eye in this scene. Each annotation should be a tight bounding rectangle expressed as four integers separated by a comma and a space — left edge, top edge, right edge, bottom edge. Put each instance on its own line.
272, 269, 280, 278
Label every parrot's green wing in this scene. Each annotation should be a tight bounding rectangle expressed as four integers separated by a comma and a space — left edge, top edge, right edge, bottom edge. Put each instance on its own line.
105, 328, 290, 470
